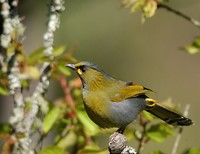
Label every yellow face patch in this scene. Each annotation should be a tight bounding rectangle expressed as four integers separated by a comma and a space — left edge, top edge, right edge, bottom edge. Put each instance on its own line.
77, 68, 83, 75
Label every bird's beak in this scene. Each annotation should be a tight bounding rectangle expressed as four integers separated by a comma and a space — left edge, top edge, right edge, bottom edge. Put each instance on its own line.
65, 63, 76, 70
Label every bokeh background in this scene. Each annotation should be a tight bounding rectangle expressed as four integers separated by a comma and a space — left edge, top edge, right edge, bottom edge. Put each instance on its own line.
1, 0, 200, 153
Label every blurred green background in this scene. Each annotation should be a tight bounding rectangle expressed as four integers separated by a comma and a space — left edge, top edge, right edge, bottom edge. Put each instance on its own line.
1, 0, 200, 153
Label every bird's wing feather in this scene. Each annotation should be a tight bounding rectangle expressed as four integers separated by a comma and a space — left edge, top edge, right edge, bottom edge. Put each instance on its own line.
110, 83, 154, 102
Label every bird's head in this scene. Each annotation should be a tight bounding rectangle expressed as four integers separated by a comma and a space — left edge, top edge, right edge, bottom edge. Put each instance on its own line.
66, 61, 113, 90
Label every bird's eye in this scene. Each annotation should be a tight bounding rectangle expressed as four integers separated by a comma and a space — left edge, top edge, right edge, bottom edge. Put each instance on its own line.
77, 66, 86, 75
80, 66, 86, 73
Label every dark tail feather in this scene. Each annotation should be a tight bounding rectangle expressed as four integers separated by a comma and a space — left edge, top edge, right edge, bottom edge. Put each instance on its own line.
145, 104, 193, 126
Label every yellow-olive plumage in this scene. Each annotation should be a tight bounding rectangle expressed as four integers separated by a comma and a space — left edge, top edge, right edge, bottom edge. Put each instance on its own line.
66, 61, 193, 131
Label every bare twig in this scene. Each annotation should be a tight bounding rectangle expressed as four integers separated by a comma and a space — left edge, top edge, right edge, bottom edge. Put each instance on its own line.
136, 114, 149, 154
171, 104, 191, 154
158, 4, 200, 29
60, 76, 76, 119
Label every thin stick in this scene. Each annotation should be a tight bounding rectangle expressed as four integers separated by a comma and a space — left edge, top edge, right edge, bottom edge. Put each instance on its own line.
158, 4, 200, 29
171, 104, 190, 154
60, 76, 76, 119
137, 124, 148, 154
137, 115, 148, 154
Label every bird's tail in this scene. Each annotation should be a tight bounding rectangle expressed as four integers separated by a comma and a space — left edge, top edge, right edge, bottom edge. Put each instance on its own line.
145, 98, 193, 126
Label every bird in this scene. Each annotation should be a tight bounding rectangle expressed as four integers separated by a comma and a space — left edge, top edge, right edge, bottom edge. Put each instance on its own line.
66, 61, 193, 133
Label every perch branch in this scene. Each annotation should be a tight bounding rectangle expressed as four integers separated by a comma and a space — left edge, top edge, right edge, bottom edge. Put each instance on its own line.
108, 132, 137, 154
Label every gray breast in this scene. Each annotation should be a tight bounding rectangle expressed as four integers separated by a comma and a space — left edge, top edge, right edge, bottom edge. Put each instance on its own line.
109, 97, 146, 127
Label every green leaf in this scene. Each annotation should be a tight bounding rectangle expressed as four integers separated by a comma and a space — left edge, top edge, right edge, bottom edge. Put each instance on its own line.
26, 66, 40, 79
53, 45, 67, 57
184, 45, 200, 55
142, 111, 155, 121
184, 37, 200, 55
56, 130, 77, 150
0, 83, 8, 95
146, 124, 174, 142
0, 123, 11, 134
28, 47, 44, 64
21, 80, 29, 89
193, 37, 200, 46
58, 63, 71, 76
42, 107, 61, 134
134, 129, 142, 140
184, 147, 200, 154
73, 89, 82, 97
39, 146, 66, 154
28, 45, 66, 64
77, 111, 100, 136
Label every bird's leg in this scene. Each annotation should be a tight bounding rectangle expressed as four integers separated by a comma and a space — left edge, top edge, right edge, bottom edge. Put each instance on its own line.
116, 127, 125, 134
